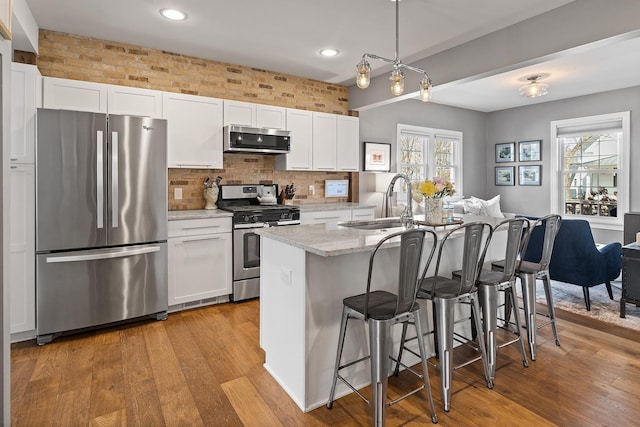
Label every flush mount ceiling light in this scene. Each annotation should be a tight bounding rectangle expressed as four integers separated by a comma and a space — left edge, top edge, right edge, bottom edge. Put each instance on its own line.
320, 49, 339, 57
159, 8, 187, 21
519, 75, 549, 98
356, 0, 432, 101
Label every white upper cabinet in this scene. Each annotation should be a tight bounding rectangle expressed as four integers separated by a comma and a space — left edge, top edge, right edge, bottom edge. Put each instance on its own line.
275, 108, 313, 171
43, 77, 108, 113
223, 100, 257, 126
107, 85, 163, 118
336, 115, 360, 171
163, 92, 224, 169
224, 100, 286, 129
312, 112, 337, 171
11, 63, 40, 164
256, 104, 286, 129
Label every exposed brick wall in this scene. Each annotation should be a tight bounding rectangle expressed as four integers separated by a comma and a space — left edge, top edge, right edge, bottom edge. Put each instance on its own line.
35, 30, 349, 114
169, 154, 351, 210
31, 30, 358, 210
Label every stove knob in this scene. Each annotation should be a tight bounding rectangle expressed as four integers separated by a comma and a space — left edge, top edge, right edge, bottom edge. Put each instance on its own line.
243, 215, 250, 223
251, 215, 259, 223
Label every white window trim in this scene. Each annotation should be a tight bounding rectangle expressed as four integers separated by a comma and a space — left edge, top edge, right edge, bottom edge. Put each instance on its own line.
395, 123, 463, 196
549, 111, 629, 231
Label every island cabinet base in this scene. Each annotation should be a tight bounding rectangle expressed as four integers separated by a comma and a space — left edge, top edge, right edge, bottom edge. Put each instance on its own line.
260, 235, 482, 412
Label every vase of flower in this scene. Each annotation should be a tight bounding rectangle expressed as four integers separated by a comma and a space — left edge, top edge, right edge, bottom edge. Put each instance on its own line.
424, 197, 444, 224
417, 176, 456, 224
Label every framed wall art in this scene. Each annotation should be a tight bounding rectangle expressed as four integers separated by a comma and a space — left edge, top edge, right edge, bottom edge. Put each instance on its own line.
519, 140, 541, 162
495, 166, 515, 186
519, 165, 542, 186
363, 142, 391, 172
495, 142, 515, 163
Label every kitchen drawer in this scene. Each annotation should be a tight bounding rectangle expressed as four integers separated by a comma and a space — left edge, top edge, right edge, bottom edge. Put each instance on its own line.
300, 209, 351, 225
351, 207, 375, 221
168, 217, 232, 237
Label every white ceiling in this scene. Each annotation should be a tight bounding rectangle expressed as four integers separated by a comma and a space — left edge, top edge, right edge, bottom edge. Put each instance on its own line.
19, 0, 640, 112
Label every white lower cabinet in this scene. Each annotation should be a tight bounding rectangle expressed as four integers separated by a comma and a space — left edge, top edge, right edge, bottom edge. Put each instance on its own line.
9, 164, 35, 335
351, 207, 375, 221
168, 217, 232, 306
300, 209, 352, 225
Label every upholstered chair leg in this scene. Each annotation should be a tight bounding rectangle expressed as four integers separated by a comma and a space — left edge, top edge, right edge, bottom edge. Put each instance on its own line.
605, 281, 614, 300
582, 287, 591, 311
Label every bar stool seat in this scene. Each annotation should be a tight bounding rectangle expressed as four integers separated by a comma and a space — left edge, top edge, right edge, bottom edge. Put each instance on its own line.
326, 228, 439, 426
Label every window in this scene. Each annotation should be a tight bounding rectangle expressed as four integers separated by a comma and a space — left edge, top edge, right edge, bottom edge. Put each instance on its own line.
550, 112, 629, 229
396, 124, 462, 197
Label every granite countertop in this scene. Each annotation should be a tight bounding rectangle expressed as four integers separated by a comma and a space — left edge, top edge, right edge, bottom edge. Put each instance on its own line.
298, 202, 376, 212
256, 214, 501, 257
168, 209, 233, 221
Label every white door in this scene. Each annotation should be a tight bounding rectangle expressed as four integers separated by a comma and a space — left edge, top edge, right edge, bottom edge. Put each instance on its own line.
107, 85, 163, 118
11, 63, 40, 164
223, 100, 256, 126
336, 115, 360, 171
276, 109, 312, 170
257, 104, 286, 129
42, 77, 108, 113
312, 112, 337, 171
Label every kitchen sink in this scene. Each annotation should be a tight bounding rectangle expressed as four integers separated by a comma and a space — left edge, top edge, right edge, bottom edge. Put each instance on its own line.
339, 218, 407, 230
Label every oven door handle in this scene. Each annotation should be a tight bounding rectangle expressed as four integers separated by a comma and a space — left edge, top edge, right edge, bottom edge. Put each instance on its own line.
234, 223, 266, 230
274, 220, 301, 226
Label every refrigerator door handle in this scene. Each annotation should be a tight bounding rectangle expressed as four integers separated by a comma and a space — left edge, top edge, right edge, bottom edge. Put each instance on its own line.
111, 131, 119, 228
96, 130, 104, 229
46, 245, 161, 263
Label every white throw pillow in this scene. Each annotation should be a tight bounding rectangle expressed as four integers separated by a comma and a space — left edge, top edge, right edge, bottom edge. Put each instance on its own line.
475, 195, 505, 218
462, 198, 483, 215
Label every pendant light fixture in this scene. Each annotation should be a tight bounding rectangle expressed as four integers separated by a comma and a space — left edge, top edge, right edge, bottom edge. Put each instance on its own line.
519, 75, 549, 98
356, 0, 432, 101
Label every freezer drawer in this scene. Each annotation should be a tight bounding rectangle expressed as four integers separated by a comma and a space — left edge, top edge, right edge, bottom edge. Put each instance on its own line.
36, 243, 168, 343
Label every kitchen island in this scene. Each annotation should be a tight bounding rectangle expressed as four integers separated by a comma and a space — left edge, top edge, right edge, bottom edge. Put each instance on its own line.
256, 215, 506, 412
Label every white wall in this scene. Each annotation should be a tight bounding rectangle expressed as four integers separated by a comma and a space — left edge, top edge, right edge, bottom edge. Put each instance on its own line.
357, 99, 487, 217
486, 86, 640, 243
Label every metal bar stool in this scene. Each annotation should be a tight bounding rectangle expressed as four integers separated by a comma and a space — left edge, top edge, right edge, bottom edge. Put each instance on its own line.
397, 222, 493, 413
491, 214, 562, 361
451, 218, 530, 384
326, 228, 439, 426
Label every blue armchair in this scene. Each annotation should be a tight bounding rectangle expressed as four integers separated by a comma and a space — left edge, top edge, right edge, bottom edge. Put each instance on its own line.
523, 218, 621, 311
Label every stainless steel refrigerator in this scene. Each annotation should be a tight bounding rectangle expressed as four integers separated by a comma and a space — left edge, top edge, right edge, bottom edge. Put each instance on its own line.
35, 108, 168, 344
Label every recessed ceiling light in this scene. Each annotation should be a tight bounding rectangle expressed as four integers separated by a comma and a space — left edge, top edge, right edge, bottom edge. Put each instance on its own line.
320, 49, 339, 57
160, 8, 187, 21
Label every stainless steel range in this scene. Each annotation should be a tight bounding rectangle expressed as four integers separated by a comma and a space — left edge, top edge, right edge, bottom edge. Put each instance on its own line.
218, 184, 300, 302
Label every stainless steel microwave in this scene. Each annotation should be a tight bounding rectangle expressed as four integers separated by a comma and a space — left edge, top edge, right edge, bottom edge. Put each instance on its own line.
223, 125, 291, 154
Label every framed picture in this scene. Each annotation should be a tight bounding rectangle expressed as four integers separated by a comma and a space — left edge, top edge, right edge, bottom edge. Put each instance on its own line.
519, 140, 541, 162
0, 0, 12, 39
495, 142, 515, 163
519, 165, 542, 186
363, 142, 391, 172
495, 166, 515, 186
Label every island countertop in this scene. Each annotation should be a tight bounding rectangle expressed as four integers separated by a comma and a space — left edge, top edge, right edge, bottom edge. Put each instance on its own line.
255, 214, 504, 257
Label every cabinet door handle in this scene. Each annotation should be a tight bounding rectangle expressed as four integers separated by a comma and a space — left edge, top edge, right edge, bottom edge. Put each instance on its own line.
179, 235, 224, 243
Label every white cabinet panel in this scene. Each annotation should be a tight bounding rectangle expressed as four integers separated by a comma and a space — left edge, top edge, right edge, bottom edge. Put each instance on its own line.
300, 209, 351, 225
11, 63, 40, 164
336, 115, 360, 171
312, 112, 337, 171
163, 92, 224, 169
257, 104, 286, 129
9, 164, 35, 334
168, 218, 232, 305
107, 85, 162, 118
276, 108, 312, 171
351, 207, 375, 221
43, 77, 108, 113
223, 100, 256, 126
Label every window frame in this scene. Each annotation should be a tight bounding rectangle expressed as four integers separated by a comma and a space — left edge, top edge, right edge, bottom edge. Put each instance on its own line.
550, 111, 630, 231
395, 123, 463, 200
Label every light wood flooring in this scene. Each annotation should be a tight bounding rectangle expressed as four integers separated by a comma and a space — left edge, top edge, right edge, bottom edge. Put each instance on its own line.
11, 299, 640, 426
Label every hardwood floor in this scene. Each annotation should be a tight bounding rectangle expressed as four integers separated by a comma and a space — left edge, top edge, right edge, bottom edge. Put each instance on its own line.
11, 300, 640, 426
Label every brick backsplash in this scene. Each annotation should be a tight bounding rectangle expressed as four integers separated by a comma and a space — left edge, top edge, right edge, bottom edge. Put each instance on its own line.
169, 155, 351, 210
29, 30, 358, 210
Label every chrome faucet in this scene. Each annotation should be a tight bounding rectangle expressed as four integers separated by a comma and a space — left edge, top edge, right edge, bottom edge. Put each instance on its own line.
385, 173, 414, 228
